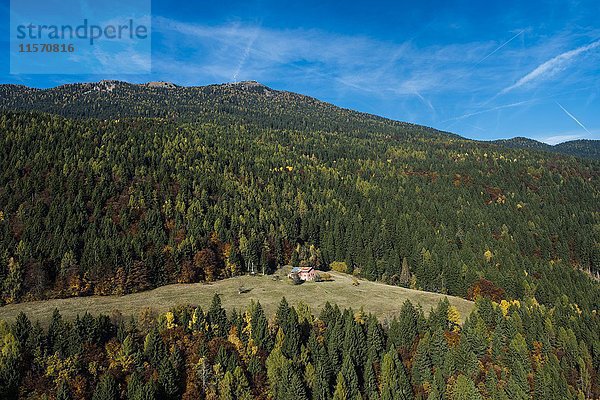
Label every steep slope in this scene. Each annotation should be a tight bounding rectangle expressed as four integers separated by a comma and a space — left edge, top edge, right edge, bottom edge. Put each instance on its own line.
0, 109, 598, 312
0, 80, 455, 140
2, 81, 599, 159
0, 81, 598, 316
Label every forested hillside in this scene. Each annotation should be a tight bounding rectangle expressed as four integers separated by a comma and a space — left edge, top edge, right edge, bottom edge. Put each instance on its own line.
0, 82, 598, 311
0, 81, 452, 139
0, 81, 599, 399
2, 81, 597, 158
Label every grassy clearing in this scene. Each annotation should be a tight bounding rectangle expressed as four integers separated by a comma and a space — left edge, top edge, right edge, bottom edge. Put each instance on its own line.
0, 271, 474, 323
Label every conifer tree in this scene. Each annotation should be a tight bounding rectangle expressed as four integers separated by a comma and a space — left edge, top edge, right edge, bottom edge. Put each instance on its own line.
363, 356, 379, 400
251, 301, 272, 351
313, 361, 331, 400
143, 327, 165, 366
56, 380, 72, 400
429, 328, 448, 369
397, 300, 418, 350
92, 374, 118, 400
332, 372, 348, 400
399, 257, 411, 287
340, 355, 360, 400
208, 293, 229, 337
366, 315, 385, 361
411, 334, 432, 388
14, 312, 32, 351
218, 371, 235, 400
450, 374, 482, 400
158, 356, 180, 400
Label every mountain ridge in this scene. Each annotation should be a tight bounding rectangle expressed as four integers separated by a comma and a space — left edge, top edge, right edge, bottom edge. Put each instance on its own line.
0, 79, 460, 141
0, 80, 598, 158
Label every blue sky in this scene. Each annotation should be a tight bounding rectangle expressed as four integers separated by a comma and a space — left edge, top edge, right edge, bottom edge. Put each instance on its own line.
1, 0, 599, 143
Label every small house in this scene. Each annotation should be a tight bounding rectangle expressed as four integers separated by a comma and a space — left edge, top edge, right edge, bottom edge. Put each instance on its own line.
288, 266, 317, 281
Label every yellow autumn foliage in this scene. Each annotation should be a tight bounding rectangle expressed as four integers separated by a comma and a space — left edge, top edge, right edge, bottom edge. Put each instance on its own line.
448, 305, 461, 331
165, 311, 176, 329
499, 299, 521, 317
484, 249, 493, 262
330, 261, 348, 273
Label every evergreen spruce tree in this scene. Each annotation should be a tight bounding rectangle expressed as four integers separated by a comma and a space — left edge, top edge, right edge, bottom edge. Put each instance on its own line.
363, 356, 379, 400
332, 372, 348, 400
14, 312, 32, 351
283, 307, 301, 359
281, 362, 309, 400
340, 355, 360, 400
399, 257, 411, 287
251, 301, 272, 351
56, 380, 72, 400
126, 373, 144, 400
380, 349, 413, 400
92, 373, 118, 400
366, 315, 385, 361
426, 379, 442, 400
313, 362, 331, 400
411, 333, 432, 388
450, 374, 482, 400
143, 327, 165, 366
266, 336, 291, 399
158, 357, 180, 400
429, 328, 448, 370
397, 300, 418, 350
233, 366, 253, 400
396, 351, 414, 400
208, 293, 229, 337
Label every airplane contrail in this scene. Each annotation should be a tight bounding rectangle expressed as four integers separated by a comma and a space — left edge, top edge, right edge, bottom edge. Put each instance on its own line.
474, 30, 524, 67
232, 27, 260, 82
556, 102, 592, 135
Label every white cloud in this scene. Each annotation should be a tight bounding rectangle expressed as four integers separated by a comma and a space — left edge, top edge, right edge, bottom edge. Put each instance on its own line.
540, 134, 586, 145
500, 40, 600, 94
147, 17, 600, 138
151, 17, 493, 96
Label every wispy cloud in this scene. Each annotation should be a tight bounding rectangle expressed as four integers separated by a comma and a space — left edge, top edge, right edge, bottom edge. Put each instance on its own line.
442, 100, 535, 123
146, 17, 599, 141
539, 133, 587, 145
500, 40, 600, 94
556, 102, 593, 135
151, 17, 491, 95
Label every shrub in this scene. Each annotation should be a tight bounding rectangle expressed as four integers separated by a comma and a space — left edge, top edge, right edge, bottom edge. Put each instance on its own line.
316, 272, 332, 282
330, 261, 348, 273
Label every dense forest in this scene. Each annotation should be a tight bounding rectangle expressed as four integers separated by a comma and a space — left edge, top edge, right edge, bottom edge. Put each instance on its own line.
0, 81, 599, 398
1, 295, 598, 399
0, 99, 598, 308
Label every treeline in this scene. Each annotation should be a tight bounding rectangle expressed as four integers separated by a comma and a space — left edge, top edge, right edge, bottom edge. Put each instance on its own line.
0, 295, 598, 399
0, 111, 598, 311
